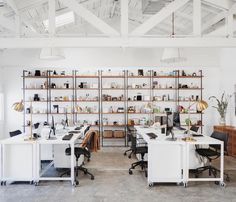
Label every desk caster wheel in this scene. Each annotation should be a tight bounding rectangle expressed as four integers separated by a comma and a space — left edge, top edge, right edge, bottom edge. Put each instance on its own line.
91, 176, 94, 180
215, 181, 219, 185
30, 181, 34, 185
0, 181, 2, 186
34, 182, 39, 186
184, 183, 188, 188
129, 170, 133, 175
148, 183, 154, 188
124, 152, 127, 156
220, 182, 226, 187
3, 181, 6, 186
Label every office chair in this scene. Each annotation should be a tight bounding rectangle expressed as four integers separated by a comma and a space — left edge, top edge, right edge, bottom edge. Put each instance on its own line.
128, 133, 148, 177
9, 130, 22, 137
194, 131, 230, 182
123, 126, 136, 157
61, 131, 95, 185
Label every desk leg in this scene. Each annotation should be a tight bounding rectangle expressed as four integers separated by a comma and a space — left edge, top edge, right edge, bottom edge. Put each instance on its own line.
35, 143, 39, 186
184, 144, 189, 188
1, 144, 6, 185
71, 143, 75, 186
220, 143, 224, 186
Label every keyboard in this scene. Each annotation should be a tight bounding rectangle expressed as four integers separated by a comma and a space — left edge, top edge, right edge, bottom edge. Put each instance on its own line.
62, 134, 73, 140
74, 127, 82, 130
68, 130, 80, 134
146, 133, 157, 139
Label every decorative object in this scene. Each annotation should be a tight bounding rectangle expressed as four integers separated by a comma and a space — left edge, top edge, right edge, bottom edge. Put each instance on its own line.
12, 100, 24, 112
186, 100, 208, 135
209, 92, 231, 125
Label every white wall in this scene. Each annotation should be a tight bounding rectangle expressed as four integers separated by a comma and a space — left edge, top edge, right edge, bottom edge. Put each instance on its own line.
0, 47, 222, 138
219, 48, 236, 126
0, 68, 4, 139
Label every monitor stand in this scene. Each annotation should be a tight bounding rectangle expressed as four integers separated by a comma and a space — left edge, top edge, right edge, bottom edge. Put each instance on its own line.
166, 130, 177, 141
47, 129, 57, 140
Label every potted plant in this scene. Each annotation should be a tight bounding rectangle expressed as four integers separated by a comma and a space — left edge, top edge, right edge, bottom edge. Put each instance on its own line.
209, 92, 231, 125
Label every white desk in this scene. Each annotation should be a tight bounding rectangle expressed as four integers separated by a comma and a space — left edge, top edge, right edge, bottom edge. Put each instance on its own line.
36, 133, 82, 186
134, 126, 225, 187
0, 125, 89, 186
0, 143, 2, 185
0, 134, 37, 184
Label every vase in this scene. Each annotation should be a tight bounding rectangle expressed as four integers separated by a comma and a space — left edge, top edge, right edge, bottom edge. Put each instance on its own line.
219, 116, 226, 126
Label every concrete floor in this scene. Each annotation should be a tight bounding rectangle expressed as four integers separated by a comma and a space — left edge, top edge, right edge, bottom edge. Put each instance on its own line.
1, 147, 236, 202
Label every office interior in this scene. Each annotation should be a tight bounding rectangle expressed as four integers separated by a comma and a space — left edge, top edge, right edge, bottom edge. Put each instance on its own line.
1, 0, 236, 202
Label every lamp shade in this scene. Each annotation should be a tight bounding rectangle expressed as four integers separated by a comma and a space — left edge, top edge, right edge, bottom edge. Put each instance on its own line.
161, 48, 186, 63
196, 100, 208, 112
40, 47, 65, 60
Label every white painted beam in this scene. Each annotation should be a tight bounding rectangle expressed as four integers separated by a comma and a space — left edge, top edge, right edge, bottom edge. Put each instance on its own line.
227, 13, 234, 37
193, 0, 201, 36
202, 0, 233, 10
59, 0, 119, 36
48, 0, 55, 36
5, 0, 19, 14
120, 0, 128, 37
131, 0, 190, 36
0, 37, 236, 48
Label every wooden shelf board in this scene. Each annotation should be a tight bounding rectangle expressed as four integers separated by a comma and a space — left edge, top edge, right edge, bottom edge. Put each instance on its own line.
49, 76, 73, 78
76, 76, 99, 78
153, 76, 177, 78
76, 88, 99, 90
23, 76, 47, 79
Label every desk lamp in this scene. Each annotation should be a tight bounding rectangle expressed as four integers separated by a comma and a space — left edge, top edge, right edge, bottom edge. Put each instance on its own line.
186, 100, 208, 135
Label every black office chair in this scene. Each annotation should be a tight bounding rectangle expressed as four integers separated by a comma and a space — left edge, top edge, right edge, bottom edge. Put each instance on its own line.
194, 131, 230, 182
123, 126, 136, 157
61, 131, 95, 185
128, 133, 148, 177
9, 130, 22, 137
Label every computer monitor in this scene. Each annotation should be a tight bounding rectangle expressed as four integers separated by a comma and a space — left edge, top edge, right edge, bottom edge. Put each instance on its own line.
173, 112, 180, 127
166, 112, 177, 141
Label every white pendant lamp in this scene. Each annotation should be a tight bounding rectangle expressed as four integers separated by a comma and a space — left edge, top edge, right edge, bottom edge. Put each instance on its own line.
161, 8, 186, 63
40, 47, 65, 60
161, 48, 186, 63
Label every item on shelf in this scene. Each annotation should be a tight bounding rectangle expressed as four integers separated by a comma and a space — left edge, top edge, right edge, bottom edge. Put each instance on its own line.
27, 71, 32, 76
51, 83, 56, 88
26, 120, 31, 126
138, 69, 144, 76
117, 107, 124, 113
26, 107, 31, 114
113, 130, 125, 138
103, 130, 113, 138
64, 81, 70, 89
113, 121, 118, 125
128, 106, 136, 113
35, 70, 41, 76
137, 93, 142, 101
192, 72, 197, 77
128, 119, 135, 126
182, 70, 186, 76
53, 105, 59, 113
61, 71, 65, 75
53, 70, 57, 75
33, 94, 40, 101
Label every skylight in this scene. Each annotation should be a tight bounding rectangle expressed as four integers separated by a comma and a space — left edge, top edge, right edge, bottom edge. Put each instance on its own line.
43, 11, 75, 30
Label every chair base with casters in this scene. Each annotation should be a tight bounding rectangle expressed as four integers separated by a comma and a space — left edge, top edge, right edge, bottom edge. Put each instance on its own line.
60, 147, 95, 185
193, 163, 230, 183
128, 146, 148, 177
194, 131, 230, 184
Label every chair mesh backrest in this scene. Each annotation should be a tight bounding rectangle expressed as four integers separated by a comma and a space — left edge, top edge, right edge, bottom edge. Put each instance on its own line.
130, 133, 137, 150
9, 130, 22, 137
210, 131, 228, 152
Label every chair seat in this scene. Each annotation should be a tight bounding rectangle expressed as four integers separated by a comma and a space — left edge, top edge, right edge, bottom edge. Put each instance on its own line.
196, 148, 219, 158
65, 147, 90, 159
136, 146, 148, 154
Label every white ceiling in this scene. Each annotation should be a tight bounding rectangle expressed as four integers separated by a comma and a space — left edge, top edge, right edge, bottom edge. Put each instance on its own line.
0, 0, 235, 37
